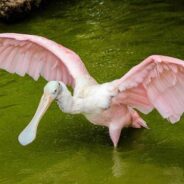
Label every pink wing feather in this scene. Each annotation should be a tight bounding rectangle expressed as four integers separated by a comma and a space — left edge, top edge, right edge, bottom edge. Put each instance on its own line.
0, 33, 90, 87
111, 55, 184, 123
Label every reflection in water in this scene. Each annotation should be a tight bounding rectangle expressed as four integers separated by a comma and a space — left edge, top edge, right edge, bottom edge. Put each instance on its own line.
112, 150, 124, 178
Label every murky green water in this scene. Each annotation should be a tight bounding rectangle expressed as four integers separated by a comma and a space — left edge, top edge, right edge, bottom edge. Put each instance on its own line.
0, 0, 184, 183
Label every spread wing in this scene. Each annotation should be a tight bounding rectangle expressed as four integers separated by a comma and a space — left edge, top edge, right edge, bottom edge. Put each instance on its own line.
0, 33, 90, 87
111, 55, 184, 123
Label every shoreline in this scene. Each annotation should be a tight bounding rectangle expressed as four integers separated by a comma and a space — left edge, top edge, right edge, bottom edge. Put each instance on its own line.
0, 0, 43, 22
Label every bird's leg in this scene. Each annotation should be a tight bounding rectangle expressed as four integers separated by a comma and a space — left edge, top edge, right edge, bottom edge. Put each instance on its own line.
109, 124, 122, 148
130, 108, 149, 129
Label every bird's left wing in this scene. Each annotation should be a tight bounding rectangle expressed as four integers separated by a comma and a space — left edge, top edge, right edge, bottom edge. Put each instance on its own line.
0, 33, 90, 87
110, 55, 184, 123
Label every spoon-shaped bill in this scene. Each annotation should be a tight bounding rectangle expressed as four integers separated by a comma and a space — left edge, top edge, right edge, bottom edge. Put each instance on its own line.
18, 94, 54, 146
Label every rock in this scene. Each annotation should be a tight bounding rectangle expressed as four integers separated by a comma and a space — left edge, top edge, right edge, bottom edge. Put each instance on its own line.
0, 0, 43, 22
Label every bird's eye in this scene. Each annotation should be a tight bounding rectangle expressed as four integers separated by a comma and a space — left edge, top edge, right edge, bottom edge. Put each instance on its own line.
54, 89, 57, 93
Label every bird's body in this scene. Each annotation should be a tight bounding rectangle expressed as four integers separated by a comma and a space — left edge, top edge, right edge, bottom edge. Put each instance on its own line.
0, 33, 184, 147
55, 77, 145, 147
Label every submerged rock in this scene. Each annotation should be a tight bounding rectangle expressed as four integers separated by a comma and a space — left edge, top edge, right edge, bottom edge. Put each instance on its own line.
0, 0, 43, 22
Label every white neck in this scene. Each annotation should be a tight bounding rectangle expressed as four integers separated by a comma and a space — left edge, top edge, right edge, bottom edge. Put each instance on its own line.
56, 84, 83, 114
56, 85, 73, 113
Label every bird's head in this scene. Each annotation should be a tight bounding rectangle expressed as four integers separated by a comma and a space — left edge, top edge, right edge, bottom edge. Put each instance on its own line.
44, 81, 63, 100
18, 81, 66, 146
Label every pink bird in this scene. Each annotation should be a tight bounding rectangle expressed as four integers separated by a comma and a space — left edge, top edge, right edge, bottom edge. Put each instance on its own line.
0, 33, 184, 148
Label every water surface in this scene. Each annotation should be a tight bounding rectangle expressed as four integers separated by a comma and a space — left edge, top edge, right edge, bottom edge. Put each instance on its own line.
0, 0, 184, 183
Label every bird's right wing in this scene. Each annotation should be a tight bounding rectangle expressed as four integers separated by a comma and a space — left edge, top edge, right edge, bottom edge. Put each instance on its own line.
0, 33, 90, 87
110, 55, 184, 123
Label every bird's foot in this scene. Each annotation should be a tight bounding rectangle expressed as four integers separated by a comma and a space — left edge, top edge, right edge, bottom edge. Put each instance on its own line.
131, 118, 149, 129
130, 108, 149, 129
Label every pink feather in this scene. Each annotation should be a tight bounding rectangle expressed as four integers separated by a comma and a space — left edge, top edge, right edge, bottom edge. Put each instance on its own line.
0, 33, 90, 87
111, 55, 184, 123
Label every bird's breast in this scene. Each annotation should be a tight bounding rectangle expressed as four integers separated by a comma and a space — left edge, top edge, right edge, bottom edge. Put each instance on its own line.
83, 103, 131, 127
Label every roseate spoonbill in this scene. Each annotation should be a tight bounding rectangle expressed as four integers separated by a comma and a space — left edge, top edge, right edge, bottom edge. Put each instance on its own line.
0, 33, 184, 148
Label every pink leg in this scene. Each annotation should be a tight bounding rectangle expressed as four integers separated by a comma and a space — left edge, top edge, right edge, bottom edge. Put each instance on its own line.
130, 109, 149, 129
109, 125, 122, 148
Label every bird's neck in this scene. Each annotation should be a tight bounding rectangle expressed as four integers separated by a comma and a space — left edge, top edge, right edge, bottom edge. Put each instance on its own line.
56, 86, 74, 113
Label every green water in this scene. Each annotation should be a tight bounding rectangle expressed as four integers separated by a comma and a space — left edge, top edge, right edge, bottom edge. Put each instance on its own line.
0, 0, 184, 183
